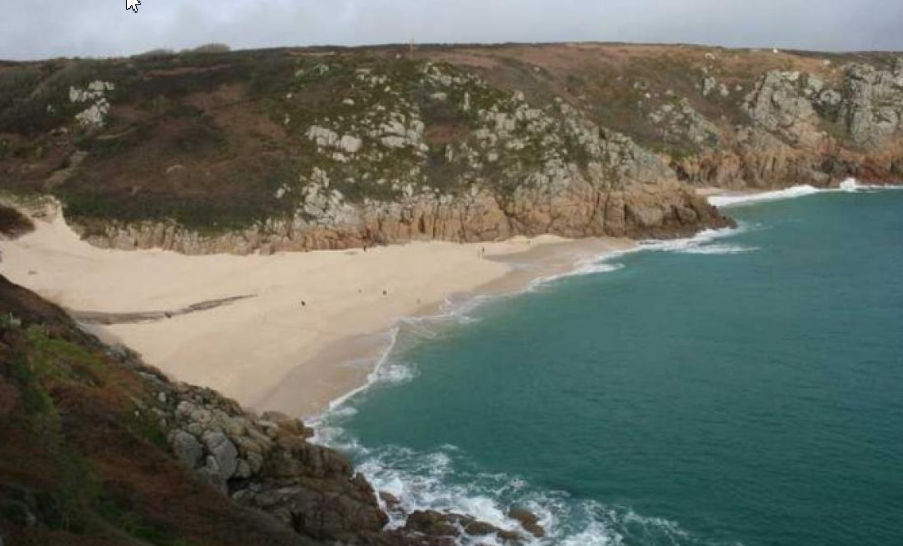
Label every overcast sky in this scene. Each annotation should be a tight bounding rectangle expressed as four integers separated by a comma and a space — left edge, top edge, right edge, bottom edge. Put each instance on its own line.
1, 0, 902, 61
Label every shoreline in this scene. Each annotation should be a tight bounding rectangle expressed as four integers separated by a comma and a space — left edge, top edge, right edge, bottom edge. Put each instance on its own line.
263, 236, 636, 418
0, 181, 888, 420
0, 201, 634, 418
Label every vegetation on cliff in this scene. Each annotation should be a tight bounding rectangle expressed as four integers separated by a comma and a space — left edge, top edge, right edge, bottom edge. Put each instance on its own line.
0, 43, 901, 254
0, 275, 315, 546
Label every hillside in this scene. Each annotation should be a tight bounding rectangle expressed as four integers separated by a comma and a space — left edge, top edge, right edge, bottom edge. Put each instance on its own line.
0, 43, 901, 255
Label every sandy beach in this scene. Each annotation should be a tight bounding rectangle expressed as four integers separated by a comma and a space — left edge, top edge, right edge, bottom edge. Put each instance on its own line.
0, 202, 634, 417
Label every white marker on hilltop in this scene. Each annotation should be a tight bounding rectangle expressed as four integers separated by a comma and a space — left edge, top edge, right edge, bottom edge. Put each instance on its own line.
127, 0, 141, 13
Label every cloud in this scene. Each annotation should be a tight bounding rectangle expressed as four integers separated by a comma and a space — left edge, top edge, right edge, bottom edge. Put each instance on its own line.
1, 0, 901, 60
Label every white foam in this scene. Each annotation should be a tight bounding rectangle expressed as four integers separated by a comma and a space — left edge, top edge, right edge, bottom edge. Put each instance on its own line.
565, 258, 628, 278
354, 446, 520, 533
557, 522, 621, 546
527, 260, 626, 291
708, 185, 821, 207
679, 243, 758, 255
709, 178, 902, 208
306, 326, 402, 433
378, 360, 417, 386
342, 442, 707, 546
637, 226, 750, 257
839, 178, 859, 192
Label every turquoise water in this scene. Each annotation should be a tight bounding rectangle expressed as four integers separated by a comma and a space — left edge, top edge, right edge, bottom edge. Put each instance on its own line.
322, 189, 903, 546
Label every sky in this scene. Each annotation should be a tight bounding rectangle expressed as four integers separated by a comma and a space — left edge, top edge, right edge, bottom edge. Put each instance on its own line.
1, 0, 902, 61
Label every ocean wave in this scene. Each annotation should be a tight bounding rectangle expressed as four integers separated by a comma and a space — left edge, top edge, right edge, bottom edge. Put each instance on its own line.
679, 243, 758, 255
377, 360, 417, 386
318, 436, 707, 546
708, 185, 822, 207
306, 327, 402, 434
637, 225, 754, 257
527, 260, 626, 291
709, 178, 902, 208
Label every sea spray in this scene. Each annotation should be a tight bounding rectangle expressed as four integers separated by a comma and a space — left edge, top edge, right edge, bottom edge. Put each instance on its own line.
708, 177, 903, 208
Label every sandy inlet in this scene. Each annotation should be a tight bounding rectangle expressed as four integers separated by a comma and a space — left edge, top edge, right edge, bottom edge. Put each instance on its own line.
0, 203, 634, 417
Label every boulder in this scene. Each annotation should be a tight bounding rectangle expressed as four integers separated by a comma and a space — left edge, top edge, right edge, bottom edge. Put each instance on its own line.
339, 135, 363, 154
405, 510, 522, 544
170, 430, 203, 468
379, 491, 403, 512
203, 431, 238, 480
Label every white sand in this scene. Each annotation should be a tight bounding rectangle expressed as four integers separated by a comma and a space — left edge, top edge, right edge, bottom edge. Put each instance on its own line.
0, 204, 633, 417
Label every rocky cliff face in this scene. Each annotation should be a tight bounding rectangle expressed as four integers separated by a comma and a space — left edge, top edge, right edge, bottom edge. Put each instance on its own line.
672, 57, 903, 189
0, 275, 543, 546
65, 60, 730, 254
1, 45, 900, 255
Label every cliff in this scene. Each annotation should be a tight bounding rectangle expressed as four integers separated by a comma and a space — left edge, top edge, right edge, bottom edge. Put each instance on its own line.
0, 44, 900, 254
0, 274, 543, 546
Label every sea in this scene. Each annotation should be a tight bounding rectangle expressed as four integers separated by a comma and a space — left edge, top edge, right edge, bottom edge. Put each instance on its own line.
316, 182, 903, 546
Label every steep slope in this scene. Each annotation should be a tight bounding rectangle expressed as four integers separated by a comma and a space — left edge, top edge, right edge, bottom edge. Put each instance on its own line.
0, 274, 328, 546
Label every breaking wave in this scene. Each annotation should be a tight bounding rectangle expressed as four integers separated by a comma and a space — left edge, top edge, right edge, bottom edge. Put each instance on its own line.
318, 423, 708, 546
708, 185, 822, 208
635, 226, 755, 256
708, 178, 902, 208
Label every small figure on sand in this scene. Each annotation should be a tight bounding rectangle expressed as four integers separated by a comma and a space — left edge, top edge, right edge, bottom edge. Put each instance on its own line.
383, 290, 388, 296
301, 300, 307, 307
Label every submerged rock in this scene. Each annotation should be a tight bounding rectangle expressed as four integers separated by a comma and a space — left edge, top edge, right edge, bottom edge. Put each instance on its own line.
405, 510, 523, 544
508, 507, 546, 538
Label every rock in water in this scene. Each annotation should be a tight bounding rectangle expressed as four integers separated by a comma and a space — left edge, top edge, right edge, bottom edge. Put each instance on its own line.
508, 507, 546, 538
